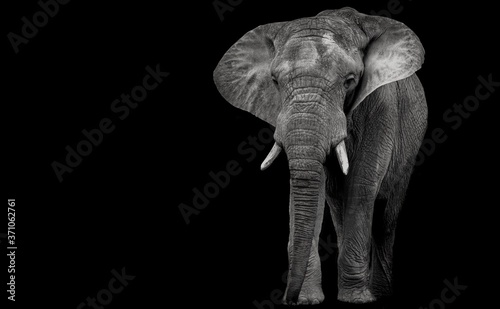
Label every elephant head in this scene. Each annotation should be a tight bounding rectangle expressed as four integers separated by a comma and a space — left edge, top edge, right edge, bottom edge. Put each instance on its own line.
213, 7, 424, 304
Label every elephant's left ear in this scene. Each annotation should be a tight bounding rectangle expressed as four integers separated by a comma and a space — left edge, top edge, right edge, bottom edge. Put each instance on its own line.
213, 22, 287, 127
322, 8, 425, 114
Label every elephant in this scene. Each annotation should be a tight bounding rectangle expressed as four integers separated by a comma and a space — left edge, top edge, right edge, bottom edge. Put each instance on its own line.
213, 7, 427, 305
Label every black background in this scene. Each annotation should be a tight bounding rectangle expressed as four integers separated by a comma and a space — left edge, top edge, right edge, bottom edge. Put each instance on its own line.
4, 0, 498, 308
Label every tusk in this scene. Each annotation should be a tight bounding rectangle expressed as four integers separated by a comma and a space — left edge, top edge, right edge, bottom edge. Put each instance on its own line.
260, 142, 282, 171
335, 140, 349, 175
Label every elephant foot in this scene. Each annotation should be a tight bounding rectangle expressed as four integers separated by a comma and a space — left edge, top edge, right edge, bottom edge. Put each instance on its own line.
338, 287, 376, 304
283, 239, 325, 305
283, 284, 324, 305
283, 271, 324, 305
298, 283, 324, 305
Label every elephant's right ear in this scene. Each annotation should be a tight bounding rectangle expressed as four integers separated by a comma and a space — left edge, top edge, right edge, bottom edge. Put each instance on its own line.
213, 22, 287, 127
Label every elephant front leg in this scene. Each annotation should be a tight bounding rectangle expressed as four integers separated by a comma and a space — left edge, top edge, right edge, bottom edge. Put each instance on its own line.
337, 99, 396, 303
336, 184, 377, 303
337, 150, 392, 303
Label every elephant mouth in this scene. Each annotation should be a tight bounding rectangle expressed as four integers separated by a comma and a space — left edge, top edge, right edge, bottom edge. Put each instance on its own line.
260, 139, 349, 175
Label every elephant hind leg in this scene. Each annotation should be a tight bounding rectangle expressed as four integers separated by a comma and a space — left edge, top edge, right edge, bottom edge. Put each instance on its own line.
369, 177, 409, 298
370, 197, 395, 298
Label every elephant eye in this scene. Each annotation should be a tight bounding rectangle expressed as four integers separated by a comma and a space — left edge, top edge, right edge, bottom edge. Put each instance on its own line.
343, 75, 356, 90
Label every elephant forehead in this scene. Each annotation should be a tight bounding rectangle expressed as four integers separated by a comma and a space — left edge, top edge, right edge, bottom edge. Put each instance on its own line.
277, 36, 360, 75
296, 41, 320, 67
320, 34, 351, 59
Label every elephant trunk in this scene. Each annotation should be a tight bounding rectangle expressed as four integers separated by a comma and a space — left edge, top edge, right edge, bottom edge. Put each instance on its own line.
285, 155, 324, 303
280, 90, 348, 303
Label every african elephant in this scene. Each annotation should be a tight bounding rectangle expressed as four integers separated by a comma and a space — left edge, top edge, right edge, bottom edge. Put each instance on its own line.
213, 7, 427, 305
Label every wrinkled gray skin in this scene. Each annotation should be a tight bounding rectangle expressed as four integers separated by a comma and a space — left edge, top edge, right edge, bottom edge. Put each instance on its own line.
213, 7, 427, 305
